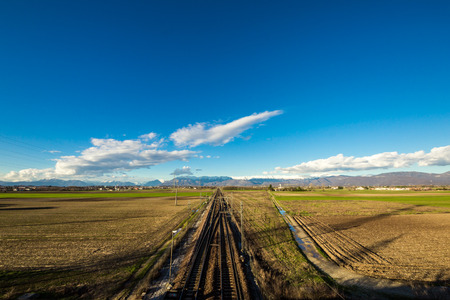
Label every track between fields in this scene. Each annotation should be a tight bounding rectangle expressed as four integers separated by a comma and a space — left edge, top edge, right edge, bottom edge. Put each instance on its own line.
165, 188, 249, 300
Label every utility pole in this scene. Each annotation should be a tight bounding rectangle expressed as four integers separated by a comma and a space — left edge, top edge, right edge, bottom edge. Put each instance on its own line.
173, 176, 178, 206
175, 180, 178, 206
240, 200, 244, 252
169, 230, 175, 283
231, 193, 233, 215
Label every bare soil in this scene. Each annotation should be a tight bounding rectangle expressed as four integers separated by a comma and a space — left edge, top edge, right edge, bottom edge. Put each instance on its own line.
314, 213, 450, 283
281, 198, 450, 284
0, 195, 202, 299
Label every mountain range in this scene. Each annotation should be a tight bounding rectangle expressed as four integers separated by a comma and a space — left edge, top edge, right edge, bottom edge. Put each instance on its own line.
1, 171, 450, 187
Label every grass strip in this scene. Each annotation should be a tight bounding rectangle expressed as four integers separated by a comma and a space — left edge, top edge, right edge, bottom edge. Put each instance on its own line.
275, 195, 450, 208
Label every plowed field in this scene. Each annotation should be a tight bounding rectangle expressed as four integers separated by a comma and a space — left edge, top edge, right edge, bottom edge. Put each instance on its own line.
277, 190, 450, 284
0, 191, 207, 299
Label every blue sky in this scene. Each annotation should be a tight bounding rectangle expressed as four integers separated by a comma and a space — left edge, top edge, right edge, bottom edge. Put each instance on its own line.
1, 0, 449, 183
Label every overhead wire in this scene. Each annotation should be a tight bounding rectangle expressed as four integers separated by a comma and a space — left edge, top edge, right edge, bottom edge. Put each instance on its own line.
0, 133, 51, 152
0, 134, 59, 171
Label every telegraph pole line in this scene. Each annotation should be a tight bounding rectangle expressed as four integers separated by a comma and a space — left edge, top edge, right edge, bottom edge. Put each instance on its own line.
169, 230, 175, 283
231, 192, 233, 215
240, 200, 244, 252
173, 176, 178, 206
175, 180, 178, 206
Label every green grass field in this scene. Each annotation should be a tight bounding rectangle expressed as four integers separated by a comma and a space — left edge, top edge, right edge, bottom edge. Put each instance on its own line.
274, 190, 450, 208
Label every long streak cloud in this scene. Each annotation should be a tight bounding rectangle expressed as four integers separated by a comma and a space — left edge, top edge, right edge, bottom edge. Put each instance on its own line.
170, 110, 283, 147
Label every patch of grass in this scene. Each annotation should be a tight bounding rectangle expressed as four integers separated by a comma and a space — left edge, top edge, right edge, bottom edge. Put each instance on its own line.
275, 193, 450, 208
315, 245, 328, 259
229, 191, 340, 299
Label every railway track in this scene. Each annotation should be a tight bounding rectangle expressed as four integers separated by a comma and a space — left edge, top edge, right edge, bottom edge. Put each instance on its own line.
165, 189, 246, 300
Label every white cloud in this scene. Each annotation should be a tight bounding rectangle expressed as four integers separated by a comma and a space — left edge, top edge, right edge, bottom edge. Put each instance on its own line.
3, 168, 56, 182
53, 138, 195, 176
170, 110, 283, 147
3, 137, 196, 181
170, 166, 193, 176
139, 132, 157, 141
45, 150, 61, 154
419, 145, 450, 166
275, 145, 450, 174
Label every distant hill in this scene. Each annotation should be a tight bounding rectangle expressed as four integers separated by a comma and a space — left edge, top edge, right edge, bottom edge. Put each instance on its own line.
143, 180, 162, 187
164, 172, 450, 187
1, 171, 449, 187
161, 176, 233, 187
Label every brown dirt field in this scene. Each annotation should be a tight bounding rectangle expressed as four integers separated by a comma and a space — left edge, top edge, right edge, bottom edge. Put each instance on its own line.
281, 198, 450, 284
284, 199, 449, 216
0, 197, 199, 269
314, 213, 450, 283
0, 195, 202, 298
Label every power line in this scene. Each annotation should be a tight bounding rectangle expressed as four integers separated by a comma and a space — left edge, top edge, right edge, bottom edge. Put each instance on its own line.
0, 135, 60, 165
0, 134, 50, 152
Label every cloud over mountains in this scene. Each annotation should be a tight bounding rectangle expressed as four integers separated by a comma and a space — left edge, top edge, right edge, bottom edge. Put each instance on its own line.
170, 166, 193, 176
275, 145, 450, 174
4, 136, 195, 181
3, 111, 282, 182
54, 138, 194, 176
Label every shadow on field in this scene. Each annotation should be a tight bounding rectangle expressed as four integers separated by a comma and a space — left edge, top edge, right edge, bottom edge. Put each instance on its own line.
0, 242, 160, 291
344, 234, 403, 265
0, 215, 147, 228
368, 233, 404, 252
247, 225, 293, 250
331, 205, 417, 231
0, 206, 56, 211
432, 268, 450, 286
48, 196, 192, 202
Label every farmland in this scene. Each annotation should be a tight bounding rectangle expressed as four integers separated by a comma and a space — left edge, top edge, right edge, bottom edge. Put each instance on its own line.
274, 190, 450, 284
1, 188, 448, 299
227, 190, 341, 299
0, 190, 211, 299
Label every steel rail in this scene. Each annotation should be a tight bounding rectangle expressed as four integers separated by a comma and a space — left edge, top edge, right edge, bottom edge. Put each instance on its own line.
177, 188, 245, 300
194, 212, 220, 299
219, 210, 225, 300
224, 207, 243, 300
179, 192, 220, 299
178, 199, 215, 299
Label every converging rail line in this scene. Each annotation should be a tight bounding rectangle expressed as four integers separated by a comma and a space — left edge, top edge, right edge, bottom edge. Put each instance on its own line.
165, 189, 247, 300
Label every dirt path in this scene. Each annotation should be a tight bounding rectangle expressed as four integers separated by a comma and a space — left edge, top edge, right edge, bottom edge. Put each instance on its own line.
271, 197, 450, 299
